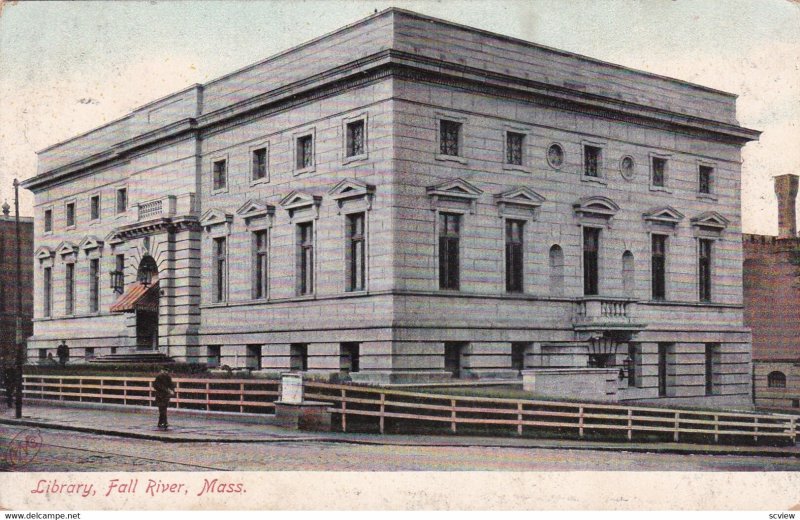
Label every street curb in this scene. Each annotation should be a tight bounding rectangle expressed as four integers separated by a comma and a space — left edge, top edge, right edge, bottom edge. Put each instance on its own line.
2, 416, 799, 458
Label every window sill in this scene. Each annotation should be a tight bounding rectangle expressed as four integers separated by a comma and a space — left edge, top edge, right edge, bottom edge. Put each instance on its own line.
343, 153, 368, 165
293, 166, 316, 176
435, 154, 467, 165
66, 225, 76, 231
211, 187, 229, 196
502, 163, 531, 173
581, 176, 607, 186
250, 177, 270, 187
696, 193, 718, 202
649, 186, 672, 194
115, 212, 128, 220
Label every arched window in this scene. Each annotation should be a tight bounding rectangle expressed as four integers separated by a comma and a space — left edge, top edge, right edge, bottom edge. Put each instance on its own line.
622, 250, 635, 296
549, 245, 564, 296
768, 371, 786, 388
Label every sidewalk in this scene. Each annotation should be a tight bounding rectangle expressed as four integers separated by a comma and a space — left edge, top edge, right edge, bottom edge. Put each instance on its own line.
2, 402, 799, 458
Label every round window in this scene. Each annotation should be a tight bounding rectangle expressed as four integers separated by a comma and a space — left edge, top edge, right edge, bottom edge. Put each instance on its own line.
547, 143, 564, 169
620, 155, 635, 180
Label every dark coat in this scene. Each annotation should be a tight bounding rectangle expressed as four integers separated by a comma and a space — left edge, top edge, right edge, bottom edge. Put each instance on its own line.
152, 372, 175, 407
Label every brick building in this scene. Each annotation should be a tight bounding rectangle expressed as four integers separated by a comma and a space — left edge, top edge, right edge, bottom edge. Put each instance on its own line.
744, 174, 800, 410
0, 202, 34, 367
22, 9, 759, 407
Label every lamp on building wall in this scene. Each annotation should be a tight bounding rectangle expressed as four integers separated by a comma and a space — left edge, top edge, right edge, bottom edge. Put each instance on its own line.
109, 270, 124, 294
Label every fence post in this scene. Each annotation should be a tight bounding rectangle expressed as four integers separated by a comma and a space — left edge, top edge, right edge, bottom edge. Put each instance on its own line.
379, 393, 385, 434
240, 383, 245, 414
341, 389, 347, 432
673, 412, 680, 442
627, 409, 633, 441
79, 378, 83, 403
123, 380, 127, 406
578, 406, 584, 438
59, 377, 63, 402
791, 417, 797, 444
517, 403, 523, 436
753, 418, 759, 443
451, 399, 457, 433
714, 414, 719, 443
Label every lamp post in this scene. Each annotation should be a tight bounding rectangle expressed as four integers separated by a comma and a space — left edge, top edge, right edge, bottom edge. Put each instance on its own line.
13, 179, 23, 419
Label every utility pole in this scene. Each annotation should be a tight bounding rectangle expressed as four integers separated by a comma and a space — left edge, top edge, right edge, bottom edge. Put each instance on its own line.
13, 178, 23, 419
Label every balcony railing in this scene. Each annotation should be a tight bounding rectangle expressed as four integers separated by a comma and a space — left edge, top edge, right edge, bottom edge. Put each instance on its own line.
573, 297, 640, 330
136, 193, 196, 222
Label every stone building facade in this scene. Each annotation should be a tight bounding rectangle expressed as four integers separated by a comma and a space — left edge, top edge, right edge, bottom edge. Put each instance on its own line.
22, 9, 759, 407
0, 203, 34, 366
744, 174, 800, 411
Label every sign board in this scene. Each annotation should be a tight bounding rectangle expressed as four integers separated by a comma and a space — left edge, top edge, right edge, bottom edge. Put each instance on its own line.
280, 373, 304, 404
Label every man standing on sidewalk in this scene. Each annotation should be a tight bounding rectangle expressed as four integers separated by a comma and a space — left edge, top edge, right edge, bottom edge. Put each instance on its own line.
152, 370, 176, 430
56, 340, 69, 367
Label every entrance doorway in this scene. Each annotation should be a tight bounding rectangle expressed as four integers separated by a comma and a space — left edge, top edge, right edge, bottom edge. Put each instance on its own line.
135, 256, 159, 351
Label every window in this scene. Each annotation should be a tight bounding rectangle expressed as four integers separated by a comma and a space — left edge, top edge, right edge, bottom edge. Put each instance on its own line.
505, 220, 524, 293
89, 258, 100, 313
252, 147, 268, 181
207, 345, 222, 368
112, 254, 125, 294
583, 228, 600, 296
296, 134, 314, 170
290, 343, 308, 371
588, 353, 612, 368
622, 251, 635, 296
43, 267, 52, 318
253, 230, 268, 299
44, 209, 52, 233
340, 342, 360, 373
346, 213, 366, 292
549, 245, 564, 296
38, 349, 47, 361
66, 202, 75, 227
439, 120, 461, 157
768, 371, 787, 389
116, 188, 127, 214
652, 157, 667, 187
212, 159, 227, 191
247, 344, 262, 370
346, 120, 365, 158
444, 342, 466, 378
511, 343, 527, 373
651, 234, 667, 300
705, 344, 717, 395
90, 195, 100, 221
583, 145, 602, 177
506, 132, 524, 166
65, 263, 75, 315
658, 343, 670, 397
627, 344, 639, 388
699, 165, 713, 194
699, 239, 713, 302
439, 213, 461, 290
84, 347, 95, 360
547, 143, 564, 169
297, 222, 314, 295
212, 237, 226, 303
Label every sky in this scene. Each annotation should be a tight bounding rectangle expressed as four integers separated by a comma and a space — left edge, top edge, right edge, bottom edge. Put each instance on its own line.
0, 0, 798, 234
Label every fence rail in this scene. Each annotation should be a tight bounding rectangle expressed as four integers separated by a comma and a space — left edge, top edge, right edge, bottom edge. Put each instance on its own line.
20, 375, 797, 444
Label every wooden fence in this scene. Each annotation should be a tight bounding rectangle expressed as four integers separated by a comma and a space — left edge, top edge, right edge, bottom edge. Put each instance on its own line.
21, 375, 797, 444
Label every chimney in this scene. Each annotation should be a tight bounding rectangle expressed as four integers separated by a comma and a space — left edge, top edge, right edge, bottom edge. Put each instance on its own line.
775, 174, 799, 238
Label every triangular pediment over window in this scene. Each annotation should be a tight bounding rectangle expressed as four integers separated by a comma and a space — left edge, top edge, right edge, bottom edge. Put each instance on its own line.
56, 241, 78, 257
279, 190, 322, 219
495, 186, 546, 219
691, 211, 729, 230
35, 246, 54, 261
236, 199, 275, 221
426, 178, 483, 200
643, 206, 685, 227
199, 208, 233, 229
573, 196, 619, 220
79, 235, 104, 251
104, 230, 124, 246
328, 179, 376, 202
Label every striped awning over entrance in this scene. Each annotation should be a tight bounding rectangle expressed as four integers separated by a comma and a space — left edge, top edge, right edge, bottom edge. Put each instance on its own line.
110, 282, 159, 313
